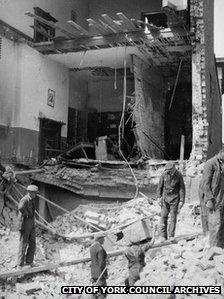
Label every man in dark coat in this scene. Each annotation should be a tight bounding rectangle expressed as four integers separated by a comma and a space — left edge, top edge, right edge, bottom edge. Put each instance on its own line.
124, 225, 156, 286
157, 162, 185, 241
199, 149, 224, 248
90, 233, 108, 298
17, 184, 38, 268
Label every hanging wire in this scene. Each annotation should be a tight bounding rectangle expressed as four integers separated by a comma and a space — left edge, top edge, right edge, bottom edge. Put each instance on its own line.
99, 60, 103, 124
114, 46, 118, 90
118, 46, 139, 198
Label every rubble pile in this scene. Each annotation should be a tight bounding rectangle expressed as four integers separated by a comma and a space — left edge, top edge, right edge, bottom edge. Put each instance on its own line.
137, 239, 224, 299
1, 192, 220, 299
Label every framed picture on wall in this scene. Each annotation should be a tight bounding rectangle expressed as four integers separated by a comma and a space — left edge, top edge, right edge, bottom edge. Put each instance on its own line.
47, 89, 55, 107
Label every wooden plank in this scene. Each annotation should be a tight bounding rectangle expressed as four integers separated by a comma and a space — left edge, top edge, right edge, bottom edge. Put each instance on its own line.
69, 217, 143, 240
101, 14, 124, 32
116, 13, 136, 31
25, 12, 75, 38
14, 169, 44, 176
0, 232, 203, 280
30, 25, 52, 40
67, 20, 90, 36
87, 19, 109, 35
35, 29, 146, 53
98, 19, 117, 33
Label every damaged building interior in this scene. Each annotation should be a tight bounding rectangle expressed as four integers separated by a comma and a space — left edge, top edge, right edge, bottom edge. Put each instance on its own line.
0, 0, 224, 298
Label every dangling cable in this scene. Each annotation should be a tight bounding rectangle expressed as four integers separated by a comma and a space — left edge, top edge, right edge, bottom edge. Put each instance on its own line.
114, 46, 118, 90
118, 45, 139, 198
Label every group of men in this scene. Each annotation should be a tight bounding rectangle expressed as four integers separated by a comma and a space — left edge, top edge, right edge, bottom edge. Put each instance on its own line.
89, 148, 224, 297
1, 148, 224, 295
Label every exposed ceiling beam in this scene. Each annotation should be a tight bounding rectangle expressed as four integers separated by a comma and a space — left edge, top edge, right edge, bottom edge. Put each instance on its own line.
0, 19, 32, 42
25, 11, 76, 38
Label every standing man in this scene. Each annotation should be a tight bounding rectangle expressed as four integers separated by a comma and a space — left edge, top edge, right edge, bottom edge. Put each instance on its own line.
199, 149, 224, 248
157, 162, 185, 241
90, 233, 108, 298
17, 185, 38, 268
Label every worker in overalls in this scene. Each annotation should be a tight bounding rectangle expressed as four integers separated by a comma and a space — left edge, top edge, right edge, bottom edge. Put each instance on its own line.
124, 226, 156, 286
199, 149, 224, 247
157, 162, 185, 241
17, 185, 38, 268
90, 233, 108, 298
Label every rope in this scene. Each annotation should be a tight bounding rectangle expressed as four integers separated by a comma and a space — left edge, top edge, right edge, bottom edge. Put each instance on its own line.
169, 59, 183, 111
117, 45, 139, 199
15, 182, 103, 232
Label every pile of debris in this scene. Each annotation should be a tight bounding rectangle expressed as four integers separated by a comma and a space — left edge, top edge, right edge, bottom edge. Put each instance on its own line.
1, 191, 220, 299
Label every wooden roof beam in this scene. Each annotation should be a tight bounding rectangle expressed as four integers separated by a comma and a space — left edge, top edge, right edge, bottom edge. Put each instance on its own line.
87, 18, 109, 35
116, 12, 136, 31
25, 11, 75, 38
67, 20, 90, 36
34, 29, 146, 53
101, 14, 124, 32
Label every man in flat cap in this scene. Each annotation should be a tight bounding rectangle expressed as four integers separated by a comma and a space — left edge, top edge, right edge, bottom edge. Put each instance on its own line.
157, 162, 185, 242
90, 233, 108, 298
17, 184, 38, 268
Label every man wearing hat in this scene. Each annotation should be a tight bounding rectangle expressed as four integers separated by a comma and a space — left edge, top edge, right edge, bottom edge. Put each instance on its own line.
157, 162, 185, 241
90, 233, 108, 298
17, 184, 38, 268
124, 225, 156, 286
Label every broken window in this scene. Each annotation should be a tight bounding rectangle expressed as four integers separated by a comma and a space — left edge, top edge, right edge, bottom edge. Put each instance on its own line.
142, 12, 168, 29
33, 7, 58, 43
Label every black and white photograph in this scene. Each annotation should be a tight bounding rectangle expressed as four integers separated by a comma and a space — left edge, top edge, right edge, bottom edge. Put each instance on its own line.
0, 0, 224, 298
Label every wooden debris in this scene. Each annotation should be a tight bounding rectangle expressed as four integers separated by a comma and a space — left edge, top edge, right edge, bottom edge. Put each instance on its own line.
67, 20, 90, 36
0, 232, 203, 280
101, 14, 124, 33
14, 169, 44, 176
116, 13, 136, 31
87, 19, 109, 35
25, 12, 75, 38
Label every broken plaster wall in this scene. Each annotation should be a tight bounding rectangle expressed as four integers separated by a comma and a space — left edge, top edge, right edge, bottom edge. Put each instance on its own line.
190, 0, 222, 161
0, 37, 69, 163
133, 55, 165, 159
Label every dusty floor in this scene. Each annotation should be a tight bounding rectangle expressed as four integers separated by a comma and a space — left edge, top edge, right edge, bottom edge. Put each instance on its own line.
0, 197, 224, 299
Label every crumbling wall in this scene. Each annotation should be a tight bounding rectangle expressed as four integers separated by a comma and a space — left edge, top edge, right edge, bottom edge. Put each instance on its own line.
0, 38, 69, 164
133, 55, 165, 158
190, 0, 222, 161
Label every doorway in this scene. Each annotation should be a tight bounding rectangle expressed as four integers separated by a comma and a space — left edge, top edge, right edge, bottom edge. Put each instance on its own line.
164, 82, 192, 160
39, 118, 63, 162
